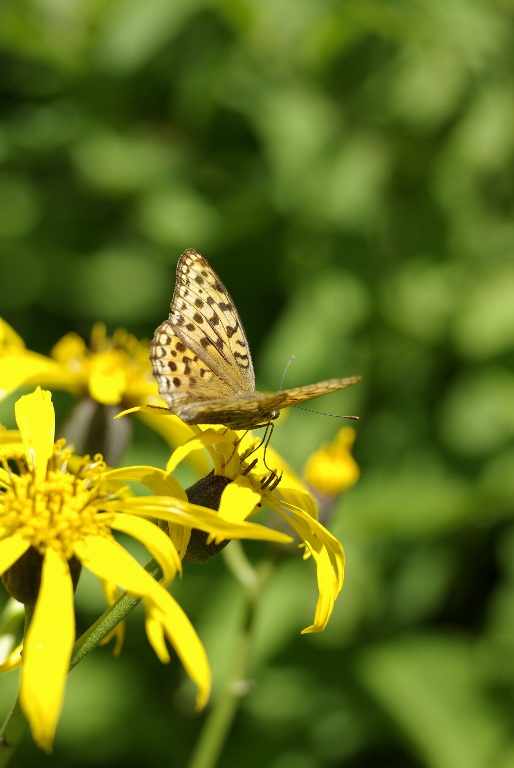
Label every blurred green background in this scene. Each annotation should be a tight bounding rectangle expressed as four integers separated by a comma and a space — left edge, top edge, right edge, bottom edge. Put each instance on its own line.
1, 0, 514, 766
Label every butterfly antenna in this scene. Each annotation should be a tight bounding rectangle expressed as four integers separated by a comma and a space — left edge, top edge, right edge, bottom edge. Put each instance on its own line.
239, 422, 279, 484
293, 405, 360, 420
279, 355, 296, 391
282, 356, 359, 420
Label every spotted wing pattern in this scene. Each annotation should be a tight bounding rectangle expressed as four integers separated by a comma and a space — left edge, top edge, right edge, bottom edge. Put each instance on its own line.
150, 249, 361, 429
150, 249, 255, 415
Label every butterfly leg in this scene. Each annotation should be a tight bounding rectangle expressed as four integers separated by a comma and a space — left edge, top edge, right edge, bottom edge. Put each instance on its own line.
259, 422, 277, 473
223, 430, 253, 470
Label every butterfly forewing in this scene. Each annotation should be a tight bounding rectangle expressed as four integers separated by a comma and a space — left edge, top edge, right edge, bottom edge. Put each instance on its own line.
170, 250, 255, 392
150, 249, 256, 413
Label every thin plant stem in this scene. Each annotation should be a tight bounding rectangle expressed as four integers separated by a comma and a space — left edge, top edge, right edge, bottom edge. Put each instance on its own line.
186, 542, 273, 768
0, 604, 35, 766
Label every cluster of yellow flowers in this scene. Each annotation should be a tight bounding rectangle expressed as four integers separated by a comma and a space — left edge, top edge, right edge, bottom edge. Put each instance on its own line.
0, 319, 358, 753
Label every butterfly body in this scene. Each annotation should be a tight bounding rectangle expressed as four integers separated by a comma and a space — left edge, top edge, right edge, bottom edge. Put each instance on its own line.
150, 249, 361, 429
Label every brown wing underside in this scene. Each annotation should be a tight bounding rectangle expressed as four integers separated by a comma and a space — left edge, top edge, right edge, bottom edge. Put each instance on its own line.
150, 322, 236, 409
173, 376, 363, 430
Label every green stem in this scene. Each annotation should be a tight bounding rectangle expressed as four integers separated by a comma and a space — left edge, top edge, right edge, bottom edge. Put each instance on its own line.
0, 702, 26, 767
0, 604, 35, 765
186, 542, 273, 768
71, 558, 162, 669
0, 559, 163, 766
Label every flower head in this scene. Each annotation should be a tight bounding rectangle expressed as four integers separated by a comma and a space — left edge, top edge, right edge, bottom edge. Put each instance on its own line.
0, 320, 155, 407
164, 425, 348, 633
0, 318, 197, 466
0, 389, 291, 751
50, 323, 155, 406
303, 426, 360, 498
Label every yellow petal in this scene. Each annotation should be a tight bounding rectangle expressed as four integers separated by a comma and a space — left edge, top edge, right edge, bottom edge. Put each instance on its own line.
0, 318, 25, 350
270, 499, 345, 632
0, 534, 31, 574
50, 331, 87, 363
0, 642, 23, 672
88, 353, 127, 405
105, 466, 187, 500
20, 548, 75, 753
138, 411, 210, 475
303, 427, 360, 496
114, 404, 168, 419
167, 523, 191, 561
14, 389, 55, 482
273, 500, 344, 585
277, 475, 319, 520
145, 609, 170, 663
0, 430, 24, 459
218, 476, 261, 524
301, 547, 337, 633
110, 512, 181, 585
0, 354, 78, 401
74, 535, 146, 593
107, 497, 292, 545
74, 535, 210, 707
145, 601, 211, 709
166, 429, 229, 475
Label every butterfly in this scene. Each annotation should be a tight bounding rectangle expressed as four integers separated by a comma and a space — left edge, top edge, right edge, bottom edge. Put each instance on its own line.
150, 249, 362, 430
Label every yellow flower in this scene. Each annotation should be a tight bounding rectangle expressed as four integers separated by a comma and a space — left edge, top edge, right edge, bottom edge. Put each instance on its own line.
0, 389, 291, 751
303, 427, 360, 497
50, 323, 154, 406
0, 319, 154, 407
163, 425, 347, 633
0, 318, 26, 353
0, 317, 194, 463
0, 318, 72, 401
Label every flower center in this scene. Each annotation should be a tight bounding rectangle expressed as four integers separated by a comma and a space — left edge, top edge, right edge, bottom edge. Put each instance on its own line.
1, 450, 115, 559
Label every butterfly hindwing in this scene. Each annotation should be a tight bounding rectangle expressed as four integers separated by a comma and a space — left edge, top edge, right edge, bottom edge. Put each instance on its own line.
150, 319, 235, 410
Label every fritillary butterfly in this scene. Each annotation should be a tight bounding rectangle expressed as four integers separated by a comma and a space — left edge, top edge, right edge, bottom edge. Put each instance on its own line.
150, 249, 361, 429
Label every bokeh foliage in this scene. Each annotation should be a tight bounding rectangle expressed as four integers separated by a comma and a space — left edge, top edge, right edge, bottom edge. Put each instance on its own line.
1, 0, 514, 766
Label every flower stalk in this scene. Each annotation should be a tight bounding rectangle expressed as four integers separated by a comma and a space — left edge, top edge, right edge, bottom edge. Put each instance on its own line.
187, 542, 273, 768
